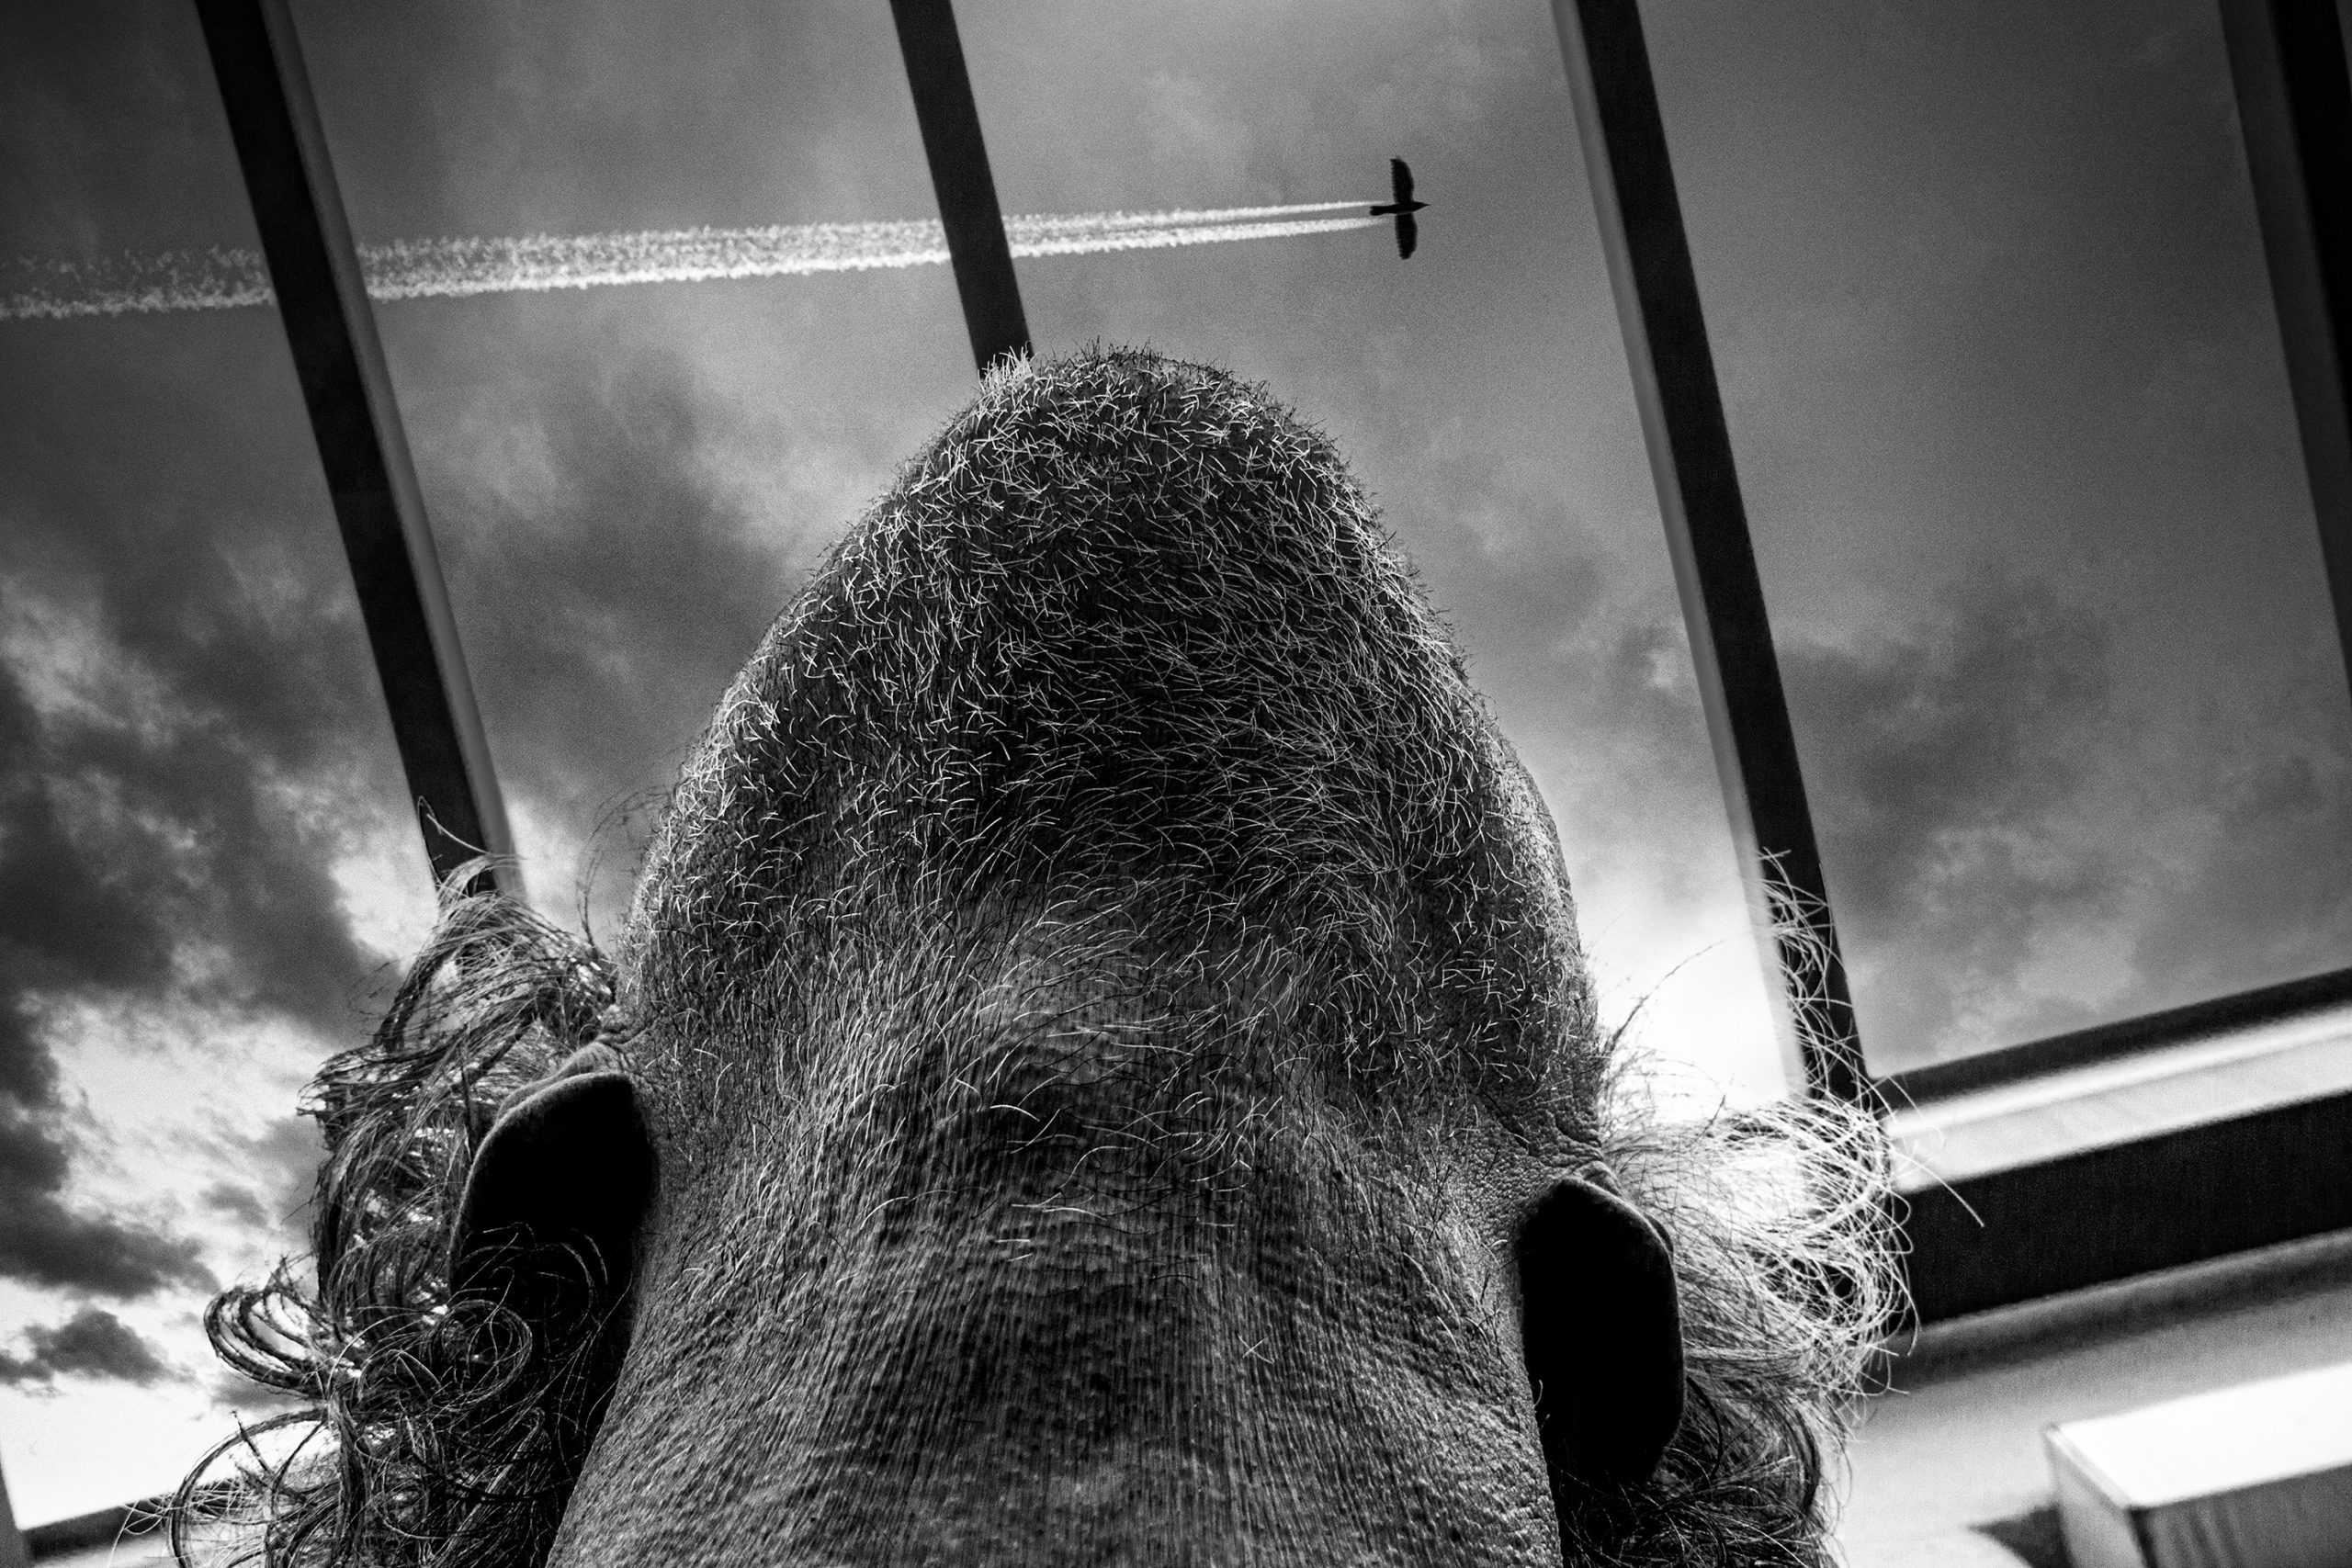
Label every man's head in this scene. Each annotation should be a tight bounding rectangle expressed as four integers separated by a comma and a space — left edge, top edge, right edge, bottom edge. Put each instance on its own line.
192, 350, 1893, 1568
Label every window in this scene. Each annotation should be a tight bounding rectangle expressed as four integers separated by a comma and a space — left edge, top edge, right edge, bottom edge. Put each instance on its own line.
6, 0, 2349, 1536
1555, 0, 2352, 1322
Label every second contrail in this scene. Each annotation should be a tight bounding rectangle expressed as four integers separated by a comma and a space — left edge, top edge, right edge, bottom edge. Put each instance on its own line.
2, 200, 1381, 322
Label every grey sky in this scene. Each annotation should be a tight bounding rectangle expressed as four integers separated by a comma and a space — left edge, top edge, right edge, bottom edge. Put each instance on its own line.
1643, 0, 2352, 1053
2, 0, 2346, 1521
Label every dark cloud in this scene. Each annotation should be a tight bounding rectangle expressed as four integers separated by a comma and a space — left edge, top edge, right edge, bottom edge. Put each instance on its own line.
411, 338, 862, 932
0, 0, 453, 1303
202, 1117, 325, 1258
208, 1366, 304, 1415
1782, 579, 2352, 1071
0, 0, 920, 1314
0, 310, 409, 1293
199, 1183, 269, 1233
1781, 581, 2122, 1064
1789, 583, 2115, 924
2118, 656, 2352, 1008
1376, 467, 1737, 908
0, 1306, 175, 1387
0, 286, 859, 1305
0, 1145, 213, 1299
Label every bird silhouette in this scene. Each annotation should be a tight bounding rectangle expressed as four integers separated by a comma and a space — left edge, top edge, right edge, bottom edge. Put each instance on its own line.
1368, 157, 1429, 259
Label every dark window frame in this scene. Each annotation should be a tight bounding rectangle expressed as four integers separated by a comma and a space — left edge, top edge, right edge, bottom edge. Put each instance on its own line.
194, 0, 514, 897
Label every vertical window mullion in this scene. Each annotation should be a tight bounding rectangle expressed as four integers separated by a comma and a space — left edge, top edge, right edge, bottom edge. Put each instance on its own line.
1549, 0, 1868, 1103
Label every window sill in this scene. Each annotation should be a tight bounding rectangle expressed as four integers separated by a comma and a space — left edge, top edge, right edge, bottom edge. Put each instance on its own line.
1887, 999, 2352, 1193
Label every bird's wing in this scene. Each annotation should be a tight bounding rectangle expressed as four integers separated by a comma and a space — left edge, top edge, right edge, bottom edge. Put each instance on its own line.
1392, 157, 1414, 206
1396, 212, 1418, 259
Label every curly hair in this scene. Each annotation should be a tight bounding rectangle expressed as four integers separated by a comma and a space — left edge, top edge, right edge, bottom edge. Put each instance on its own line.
1574, 1081, 1898, 1566
178, 876, 630, 1568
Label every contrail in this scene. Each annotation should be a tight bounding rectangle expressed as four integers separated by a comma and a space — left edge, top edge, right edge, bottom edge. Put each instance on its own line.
1, 200, 1381, 322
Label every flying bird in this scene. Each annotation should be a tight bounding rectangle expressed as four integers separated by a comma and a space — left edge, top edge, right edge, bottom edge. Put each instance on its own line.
1368, 157, 1429, 259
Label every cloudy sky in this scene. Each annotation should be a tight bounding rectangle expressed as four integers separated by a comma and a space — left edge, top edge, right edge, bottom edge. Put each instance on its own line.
5, 0, 2349, 1524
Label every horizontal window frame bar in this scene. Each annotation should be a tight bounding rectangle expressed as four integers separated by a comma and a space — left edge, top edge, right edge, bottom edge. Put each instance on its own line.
1880, 966, 2352, 1106
18, 1500, 154, 1561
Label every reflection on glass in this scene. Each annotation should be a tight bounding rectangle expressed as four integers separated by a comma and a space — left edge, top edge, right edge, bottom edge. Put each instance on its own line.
1649, 0, 2352, 1072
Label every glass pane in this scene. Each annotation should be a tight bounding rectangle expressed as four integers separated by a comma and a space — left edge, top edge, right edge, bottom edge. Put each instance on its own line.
967, 0, 1789, 1101
299, 0, 974, 939
1649, 0, 2352, 1074
0, 2, 434, 1522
